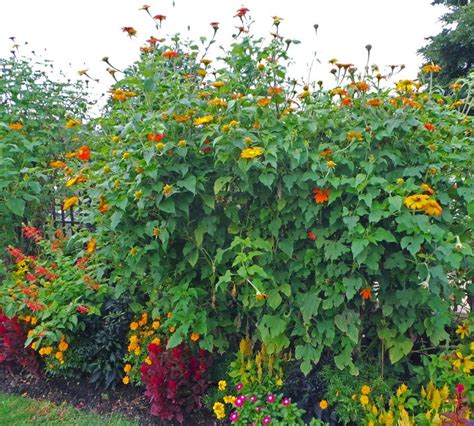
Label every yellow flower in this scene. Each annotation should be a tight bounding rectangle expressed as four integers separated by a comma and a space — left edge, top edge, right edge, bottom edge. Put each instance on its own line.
178, 140, 186, 147
152, 321, 160, 330
223, 395, 236, 404
130, 322, 139, 330
208, 98, 227, 108
240, 147, 264, 159
156, 142, 165, 150
423, 198, 442, 216
421, 64, 442, 73
193, 115, 214, 126
319, 400, 328, 410
396, 178, 405, 184
397, 383, 408, 397
9, 122, 24, 130
151, 337, 161, 345
346, 131, 363, 142
452, 352, 474, 374
145, 356, 152, 365
163, 184, 173, 197
218, 380, 227, 391
360, 395, 369, 406
55, 351, 64, 361
122, 152, 130, 159
66, 118, 81, 128
212, 81, 225, 88
326, 160, 336, 169
404, 194, 430, 210
124, 364, 132, 373
456, 322, 470, 339
190, 332, 200, 342
134, 190, 142, 199
63, 196, 79, 210
361, 385, 371, 395
213, 401, 226, 419
122, 376, 130, 385
276, 378, 283, 386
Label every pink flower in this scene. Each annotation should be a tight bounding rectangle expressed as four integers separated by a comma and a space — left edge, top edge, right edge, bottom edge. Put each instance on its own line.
229, 412, 239, 423
250, 395, 257, 403
282, 397, 291, 406
77, 305, 89, 314
266, 394, 275, 403
262, 416, 271, 425
256, 405, 262, 413
235, 383, 243, 391
235, 396, 245, 408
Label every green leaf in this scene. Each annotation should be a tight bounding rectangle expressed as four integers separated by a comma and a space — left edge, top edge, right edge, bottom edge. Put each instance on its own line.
159, 198, 176, 214
143, 78, 155, 92
110, 211, 123, 230
389, 337, 413, 363
187, 249, 199, 267
179, 175, 197, 194
388, 195, 403, 212
259, 173, 275, 188
351, 239, 369, 259
6, 198, 25, 216
214, 176, 232, 194
268, 290, 282, 309
372, 228, 397, 243
167, 331, 183, 349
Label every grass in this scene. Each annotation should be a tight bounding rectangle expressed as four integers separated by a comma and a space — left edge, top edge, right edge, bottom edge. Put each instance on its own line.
0, 393, 138, 426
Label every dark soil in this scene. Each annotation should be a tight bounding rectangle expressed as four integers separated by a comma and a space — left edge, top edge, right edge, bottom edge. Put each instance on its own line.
0, 368, 213, 425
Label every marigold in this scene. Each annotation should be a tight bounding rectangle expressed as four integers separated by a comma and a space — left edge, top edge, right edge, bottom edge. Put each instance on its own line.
50, 160, 66, 169
162, 50, 178, 59
240, 147, 264, 159
212, 81, 225, 88
218, 380, 227, 391
191, 332, 200, 342
346, 131, 363, 142
361, 385, 371, 395
360, 395, 369, 406
367, 99, 382, 107
58, 341, 69, 352
122, 376, 130, 384
421, 64, 441, 73
257, 97, 272, 107
355, 81, 369, 92
213, 401, 226, 420
130, 322, 139, 331
312, 188, 329, 204
319, 400, 328, 410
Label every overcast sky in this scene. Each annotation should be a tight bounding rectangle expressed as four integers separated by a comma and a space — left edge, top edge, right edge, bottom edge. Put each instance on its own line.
0, 0, 448, 99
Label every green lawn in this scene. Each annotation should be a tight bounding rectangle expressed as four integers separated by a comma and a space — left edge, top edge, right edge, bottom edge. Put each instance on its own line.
0, 393, 138, 426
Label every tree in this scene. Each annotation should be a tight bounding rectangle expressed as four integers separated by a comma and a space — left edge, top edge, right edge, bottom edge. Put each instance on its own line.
419, 0, 473, 85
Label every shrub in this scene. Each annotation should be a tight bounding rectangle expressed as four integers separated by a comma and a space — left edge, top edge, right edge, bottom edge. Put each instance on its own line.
140, 342, 211, 422
0, 54, 89, 268
0, 311, 38, 374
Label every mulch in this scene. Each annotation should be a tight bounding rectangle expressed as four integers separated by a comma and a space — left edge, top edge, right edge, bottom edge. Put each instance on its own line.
0, 368, 213, 425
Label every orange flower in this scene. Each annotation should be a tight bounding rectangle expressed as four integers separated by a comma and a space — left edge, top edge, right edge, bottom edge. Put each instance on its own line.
313, 188, 329, 204
424, 123, 436, 132
50, 160, 67, 169
421, 64, 441, 73
360, 287, 372, 300
122, 27, 137, 37
268, 87, 283, 96
99, 195, 109, 213
423, 199, 443, 216
162, 50, 178, 59
346, 131, 363, 142
257, 97, 272, 107
420, 183, 434, 195
190, 333, 200, 342
9, 122, 23, 130
367, 99, 382, 107
320, 148, 333, 157
354, 81, 369, 92
63, 196, 79, 210
76, 145, 91, 161
341, 98, 352, 106
86, 239, 96, 256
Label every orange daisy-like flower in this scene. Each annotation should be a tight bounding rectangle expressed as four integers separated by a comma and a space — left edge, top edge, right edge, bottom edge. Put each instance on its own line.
421, 64, 441, 74
360, 287, 372, 300
50, 160, 67, 169
257, 97, 272, 107
122, 27, 137, 37
367, 99, 382, 107
423, 198, 443, 216
424, 123, 436, 132
190, 333, 200, 342
268, 87, 283, 96
341, 98, 353, 107
76, 145, 91, 161
99, 195, 109, 213
404, 194, 430, 210
162, 50, 178, 59
354, 81, 369, 92
320, 148, 333, 157
420, 183, 434, 195
63, 196, 79, 210
175, 115, 190, 123
9, 122, 23, 130
153, 14, 166, 21
346, 131, 363, 142
312, 188, 329, 204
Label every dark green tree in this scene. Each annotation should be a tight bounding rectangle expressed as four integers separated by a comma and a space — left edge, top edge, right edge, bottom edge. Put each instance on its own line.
419, 0, 473, 85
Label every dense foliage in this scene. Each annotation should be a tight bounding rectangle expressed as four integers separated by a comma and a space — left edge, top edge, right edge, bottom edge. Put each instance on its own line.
0, 4, 473, 425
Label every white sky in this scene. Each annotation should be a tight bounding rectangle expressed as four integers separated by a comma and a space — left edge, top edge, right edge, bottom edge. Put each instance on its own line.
0, 0, 448, 99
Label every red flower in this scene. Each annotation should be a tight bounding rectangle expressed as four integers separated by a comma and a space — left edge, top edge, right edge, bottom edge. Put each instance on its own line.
6, 246, 24, 260
76, 257, 88, 269
148, 133, 166, 142
77, 305, 89, 314
455, 383, 465, 395
162, 51, 178, 59
22, 226, 43, 242
360, 287, 372, 300
308, 231, 317, 241
210, 22, 219, 30
424, 123, 436, 132
312, 188, 329, 204
153, 14, 166, 21
341, 98, 353, 107
77, 145, 91, 161
235, 7, 250, 18
147, 36, 159, 45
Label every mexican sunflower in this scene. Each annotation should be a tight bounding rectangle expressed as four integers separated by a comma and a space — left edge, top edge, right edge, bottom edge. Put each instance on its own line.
312, 188, 329, 204
9, 122, 23, 130
86, 239, 96, 256
162, 50, 178, 59
360, 287, 372, 300
240, 147, 264, 159
63, 196, 79, 210
403, 194, 430, 210
424, 123, 436, 132
122, 27, 137, 37
193, 115, 214, 126
77, 145, 91, 161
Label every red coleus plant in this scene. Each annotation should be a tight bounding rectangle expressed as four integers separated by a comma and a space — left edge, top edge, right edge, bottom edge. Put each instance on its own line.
0, 311, 38, 374
140, 342, 211, 423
